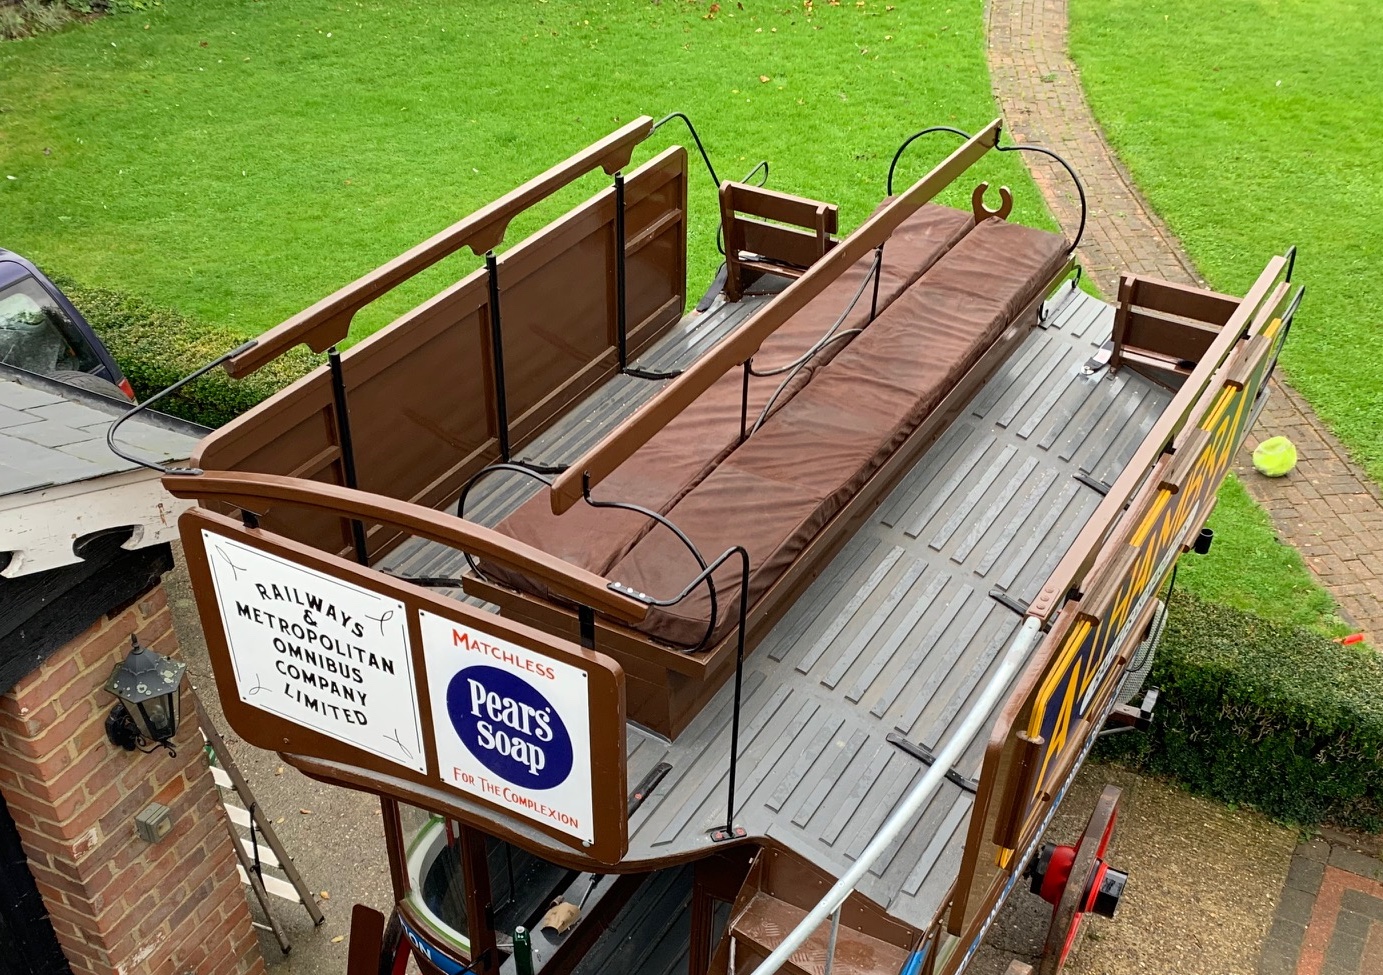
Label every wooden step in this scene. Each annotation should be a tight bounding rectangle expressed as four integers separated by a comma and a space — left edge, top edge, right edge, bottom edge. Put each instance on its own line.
729, 892, 910, 975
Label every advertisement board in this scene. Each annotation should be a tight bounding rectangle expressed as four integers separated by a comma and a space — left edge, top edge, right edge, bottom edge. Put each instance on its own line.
203, 530, 427, 773
181, 508, 628, 863
420, 611, 595, 844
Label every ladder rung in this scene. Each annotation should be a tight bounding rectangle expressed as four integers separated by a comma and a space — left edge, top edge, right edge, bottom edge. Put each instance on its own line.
236, 865, 304, 904
210, 765, 232, 789
237, 836, 281, 869
225, 803, 252, 830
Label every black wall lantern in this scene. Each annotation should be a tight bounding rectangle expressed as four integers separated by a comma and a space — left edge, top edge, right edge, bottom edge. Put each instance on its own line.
105, 636, 188, 756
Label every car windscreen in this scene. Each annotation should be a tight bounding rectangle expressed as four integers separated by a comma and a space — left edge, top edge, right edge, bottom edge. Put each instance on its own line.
0, 273, 102, 376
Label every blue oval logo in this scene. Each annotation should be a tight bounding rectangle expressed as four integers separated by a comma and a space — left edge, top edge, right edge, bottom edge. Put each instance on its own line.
446, 665, 572, 790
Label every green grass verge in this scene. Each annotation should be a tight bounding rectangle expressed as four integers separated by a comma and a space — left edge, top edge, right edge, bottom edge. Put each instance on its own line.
0, 0, 1046, 343
1069, 0, 1383, 482
1101, 592, 1383, 830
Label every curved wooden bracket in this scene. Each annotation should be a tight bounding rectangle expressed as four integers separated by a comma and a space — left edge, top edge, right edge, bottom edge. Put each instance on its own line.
162, 470, 649, 623
972, 182, 1014, 222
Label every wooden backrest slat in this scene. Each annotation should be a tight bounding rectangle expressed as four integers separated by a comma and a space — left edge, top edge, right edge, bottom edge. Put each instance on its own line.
1129, 275, 1239, 326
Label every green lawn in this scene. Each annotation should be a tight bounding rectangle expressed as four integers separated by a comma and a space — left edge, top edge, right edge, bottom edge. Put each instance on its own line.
0, 0, 1347, 633
1070, 0, 1383, 483
0, 0, 1047, 341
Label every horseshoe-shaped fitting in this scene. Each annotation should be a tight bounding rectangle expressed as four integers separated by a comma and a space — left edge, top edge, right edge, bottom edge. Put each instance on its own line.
972, 181, 1014, 222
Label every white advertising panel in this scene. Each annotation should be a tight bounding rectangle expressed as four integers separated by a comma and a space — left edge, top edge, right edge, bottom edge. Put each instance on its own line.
201, 529, 426, 773
419, 610, 594, 844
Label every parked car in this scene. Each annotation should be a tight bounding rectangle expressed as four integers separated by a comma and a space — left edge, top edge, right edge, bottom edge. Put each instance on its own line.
0, 249, 134, 400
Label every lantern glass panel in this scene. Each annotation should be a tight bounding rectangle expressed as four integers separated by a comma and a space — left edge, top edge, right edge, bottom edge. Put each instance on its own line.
134, 694, 176, 742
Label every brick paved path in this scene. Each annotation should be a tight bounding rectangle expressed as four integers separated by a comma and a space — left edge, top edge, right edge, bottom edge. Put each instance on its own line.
986, 0, 1383, 642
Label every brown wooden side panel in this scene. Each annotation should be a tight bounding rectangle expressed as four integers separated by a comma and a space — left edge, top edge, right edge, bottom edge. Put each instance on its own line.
502, 146, 688, 447
196, 273, 495, 556
194, 148, 689, 557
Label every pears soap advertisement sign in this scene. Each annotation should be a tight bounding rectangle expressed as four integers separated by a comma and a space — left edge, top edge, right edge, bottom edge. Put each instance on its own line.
202, 529, 427, 774
419, 609, 595, 845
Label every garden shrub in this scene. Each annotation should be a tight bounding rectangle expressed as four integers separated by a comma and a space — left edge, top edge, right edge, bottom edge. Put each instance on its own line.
1, 0, 159, 40
58, 280, 319, 429
1101, 591, 1383, 830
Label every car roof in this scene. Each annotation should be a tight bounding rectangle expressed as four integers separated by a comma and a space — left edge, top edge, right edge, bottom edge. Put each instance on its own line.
0, 250, 43, 290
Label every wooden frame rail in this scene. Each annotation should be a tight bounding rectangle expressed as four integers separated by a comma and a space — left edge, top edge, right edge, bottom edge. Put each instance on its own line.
1026, 253, 1290, 621
226, 117, 655, 377
161, 470, 648, 623
547, 117, 1005, 515
719, 181, 839, 301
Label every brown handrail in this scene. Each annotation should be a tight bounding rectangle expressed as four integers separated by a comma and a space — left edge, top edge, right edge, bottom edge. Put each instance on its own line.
548, 118, 1004, 514
226, 117, 656, 378
162, 470, 649, 623
1025, 252, 1290, 621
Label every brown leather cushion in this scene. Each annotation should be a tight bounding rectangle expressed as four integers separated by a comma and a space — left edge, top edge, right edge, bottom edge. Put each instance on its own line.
480, 203, 974, 598
610, 218, 1068, 648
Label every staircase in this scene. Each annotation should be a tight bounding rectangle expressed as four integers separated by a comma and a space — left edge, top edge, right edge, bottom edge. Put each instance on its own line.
724, 890, 911, 975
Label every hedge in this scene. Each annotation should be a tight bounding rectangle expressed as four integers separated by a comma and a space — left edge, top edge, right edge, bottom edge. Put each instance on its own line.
1101, 591, 1383, 830
58, 280, 319, 429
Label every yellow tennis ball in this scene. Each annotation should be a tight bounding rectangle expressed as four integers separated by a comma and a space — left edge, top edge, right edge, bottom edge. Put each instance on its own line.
1253, 436, 1297, 477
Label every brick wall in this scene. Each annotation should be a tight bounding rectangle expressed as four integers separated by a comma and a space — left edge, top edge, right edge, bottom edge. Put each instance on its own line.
0, 582, 266, 975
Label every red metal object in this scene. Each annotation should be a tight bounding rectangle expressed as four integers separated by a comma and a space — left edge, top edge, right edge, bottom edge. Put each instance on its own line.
1037, 784, 1123, 975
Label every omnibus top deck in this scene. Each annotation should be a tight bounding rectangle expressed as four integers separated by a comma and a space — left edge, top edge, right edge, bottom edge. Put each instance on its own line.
162, 115, 1299, 975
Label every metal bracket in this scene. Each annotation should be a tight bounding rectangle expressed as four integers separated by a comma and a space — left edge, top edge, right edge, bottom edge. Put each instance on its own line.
988, 588, 1031, 618
886, 732, 979, 794
1101, 687, 1160, 735
628, 762, 672, 817
1082, 340, 1113, 376
709, 825, 748, 843
1073, 472, 1112, 496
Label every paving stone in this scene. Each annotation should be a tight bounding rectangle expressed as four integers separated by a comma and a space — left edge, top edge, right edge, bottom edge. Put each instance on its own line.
1286, 855, 1326, 893
1342, 887, 1383, 920
1299, 836, 1333, 862
1257, 940, 1299, 975
1324, 930, 1368, 973
1330, 846, 1383, 882
1274, 886, 1317, 927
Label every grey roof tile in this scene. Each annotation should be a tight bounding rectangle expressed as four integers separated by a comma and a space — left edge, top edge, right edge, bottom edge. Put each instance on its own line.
52, 437, 136, 468
0, 403, 41, 430
0, 381, 63, 411
25, 401, 116, 429
0, 368, 204, 497
0, 459, 55, 495
0, 431, 108, 486
8, 420, 90, 448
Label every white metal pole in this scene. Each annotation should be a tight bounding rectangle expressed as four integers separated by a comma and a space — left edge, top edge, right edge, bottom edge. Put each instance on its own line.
747, 617, 1043, 975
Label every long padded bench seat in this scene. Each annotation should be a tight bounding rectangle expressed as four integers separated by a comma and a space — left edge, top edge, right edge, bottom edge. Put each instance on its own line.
608, 218, 1069, 648
481, 203, 976, 601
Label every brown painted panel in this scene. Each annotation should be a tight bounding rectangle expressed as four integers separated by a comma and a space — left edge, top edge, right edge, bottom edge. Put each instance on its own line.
194, 148, 689, 558
180, 506, 630, 864
502, 146, 688, 447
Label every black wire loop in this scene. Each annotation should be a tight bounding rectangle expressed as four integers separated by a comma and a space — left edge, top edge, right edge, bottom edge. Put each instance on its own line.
885, 125, 1088, 255
106, 338, 258, 475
